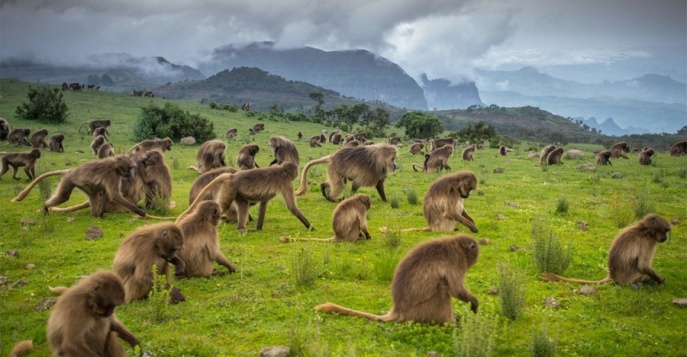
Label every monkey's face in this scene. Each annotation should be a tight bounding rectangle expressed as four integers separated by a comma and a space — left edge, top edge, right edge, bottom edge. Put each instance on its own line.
89, 281, 125, 317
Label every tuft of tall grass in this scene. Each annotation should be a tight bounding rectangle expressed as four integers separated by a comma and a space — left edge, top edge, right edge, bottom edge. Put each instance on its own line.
609, 191, 635, 228
531, 325, 557, 357
291, 246, 318, 286
498, 263, 526, 321
555, 197, 569, 214
454, 305, 498, 357
148, 194, 170, 216
634, 190, 655, 218
652, 169, 664, 183
389, 195, 401, 209
373, 250, 399, 283
383, 227, 402, 249
677, 168, 687, 179
36, 164, 52, 201
405, 189, 419, 205
531, 219, 573, 275
172, 157, 180, 170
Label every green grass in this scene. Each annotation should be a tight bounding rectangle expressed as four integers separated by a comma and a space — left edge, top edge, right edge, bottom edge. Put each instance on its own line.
1, 79, 686, 356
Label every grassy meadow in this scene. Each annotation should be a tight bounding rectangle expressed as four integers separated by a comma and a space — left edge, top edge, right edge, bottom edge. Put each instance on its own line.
0, 79, 686, 356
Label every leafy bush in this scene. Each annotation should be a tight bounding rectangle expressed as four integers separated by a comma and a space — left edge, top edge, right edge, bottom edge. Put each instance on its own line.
635, 190, 655, 218
498, 263, 526, 320
531, 218, 573, 274
133, 103, 215, 142
405, 189, 419, 205
555, 197, 569, 214
395, 111, 443, 139
291, 246, 318, 286
15, 86, 69, 123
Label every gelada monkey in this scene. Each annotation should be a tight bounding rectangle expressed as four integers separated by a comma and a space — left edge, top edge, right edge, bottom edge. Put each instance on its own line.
541, 214, 671, 285
316, 234, 479, 324
280, 194, 371, 243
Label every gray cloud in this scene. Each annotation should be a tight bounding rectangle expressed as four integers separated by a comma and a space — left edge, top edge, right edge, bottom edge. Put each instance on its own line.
1, 0, 684, 84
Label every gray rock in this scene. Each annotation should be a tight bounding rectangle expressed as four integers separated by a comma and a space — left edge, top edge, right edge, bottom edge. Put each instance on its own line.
489, 288, 499, 295
13, 279, 28, 288
0, 276, 9, 286
611, 172, 624, 179
35, 297, 57, 311
260, 346, 290, 357
180, 136, 197, 145
479, 238, 491, 246
671, 219, 679, 226
20, 218, 36, 226
565, 149, 585, 159
544, 297, 559, 308
6, 250, 19, 257
493, 167, 505, 174
85, 226, 104, 240
576, 164, 596, 172
672, 298, 687, 308
497, 214, 506, 220
578, 220, 588, 231
578, 285, 596, 295
26, 264, 36, 270
509, 245, 520, 251
527, 151, 538, 159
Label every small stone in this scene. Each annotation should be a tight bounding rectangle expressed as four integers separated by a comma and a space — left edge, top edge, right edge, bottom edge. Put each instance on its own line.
578, 220, 588, 231
505, 201, 518, 209
85, 226, 104, 240
477, 190, 484, 196
479, 238, 490, 246
578, 285, 596, 295
180, 136, 197, 145
493, 167, 505, 174
611, 172, 624, 179
0, 276, 9, 286
672, 298, 687, 308
26, 264, 36, 270
35, 297, 57, 311
12, 279, 28, 288
497, 214, 506, 220
489, 288, 499, 295
67, 217, 77, 223
527, 151, 538, 159
509, 245, 519, 251
427, 352, 439, 357
544, 297, 559, 308
565, 149, 585, 159
20, 218, 36, 226
74, 149, 84, 154
6, 250, 19, 257
260, 346, 290, 357
671, 219, 679, 226
576, 163, 596, 172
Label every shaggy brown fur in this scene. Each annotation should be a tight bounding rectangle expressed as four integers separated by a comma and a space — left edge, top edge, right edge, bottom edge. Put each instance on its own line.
236, 143, 260, 170
129, 137, 173, 154
541, 214, 671, 285
269, 135, 300, 166
97, 142, 115, 159
609, 141, 630, 159
47, 271, 140, 356
0, 149, 41, 180
296, 144, 397, 202
540, 145, 556, 165
48, 133, 65, 152
316, 234, 479, 323
596, 150, 613, 165
190, 139, 226, 173
112, 222, 186, 302
177, 200, 236, 277
461, 145, 475, 161
30, 128, 49, 148
412, 145, 453, 173
90, 135, 107, 155
8, 128, 31, 146
280, 194, 372, 243
668, 140, 687, 156
78, 119, 111, 134
638, 148, 655, 165
546, 147, 564, 165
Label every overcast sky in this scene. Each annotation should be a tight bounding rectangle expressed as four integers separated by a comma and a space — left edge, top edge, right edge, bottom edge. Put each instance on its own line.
1, 0, 685, 83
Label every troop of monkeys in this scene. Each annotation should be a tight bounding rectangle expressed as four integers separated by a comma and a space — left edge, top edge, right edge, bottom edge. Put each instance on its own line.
4, 121, 681, 356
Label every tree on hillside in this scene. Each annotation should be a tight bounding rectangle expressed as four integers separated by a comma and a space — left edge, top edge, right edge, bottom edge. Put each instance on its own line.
133, 103, 215, 142
15, 86, 69, 123
455, 121, 498, 143
395, 111, 443, 139
309, 92, 325, 122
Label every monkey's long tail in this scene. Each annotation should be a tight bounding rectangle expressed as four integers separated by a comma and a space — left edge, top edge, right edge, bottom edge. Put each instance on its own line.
539, 273, 612, 285
50, 201, 91, 213
187, 165, 201, 172
175, 173, 233, 224
411, 163, 423, 172
378, 226, 430, 234
315, 302, 397, 322
295, 155, 331, 196
77, 121, 88, 133
49, 286, 68, 295
279, 236, 336, 243
11, 170, 70, 202
9, 340, 33, 357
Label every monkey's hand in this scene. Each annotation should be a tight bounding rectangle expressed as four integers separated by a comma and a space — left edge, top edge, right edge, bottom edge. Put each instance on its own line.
169, 287, 185, 303
470, 299, 479, 314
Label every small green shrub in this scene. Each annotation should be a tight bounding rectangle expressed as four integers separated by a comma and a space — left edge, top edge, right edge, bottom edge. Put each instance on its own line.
454, 305, 498, 357
555, 197, 569, 214
609, 191, 635, 228
531, 325, 557, 357
15, 86, 69, 123
383, 228, 402, 249
531, 218, 573, 274
148, 194, 170, 216
292, 246, 318, 286
677, 168, 687, 179
133, 102, 215, 142
149, 265, 171, 322
405, 189, 419, 205
498, 263, 526, 321
37, 164, 51, 201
